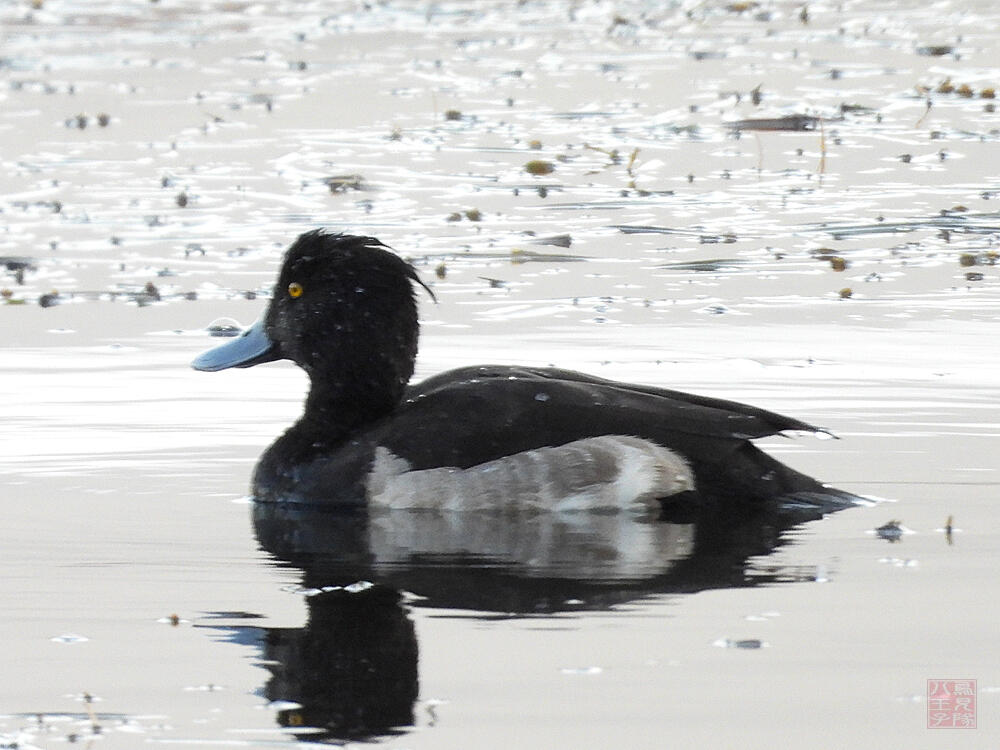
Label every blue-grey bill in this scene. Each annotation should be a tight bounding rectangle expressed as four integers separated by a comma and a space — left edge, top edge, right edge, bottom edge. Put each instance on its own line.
191, 318, 277, 371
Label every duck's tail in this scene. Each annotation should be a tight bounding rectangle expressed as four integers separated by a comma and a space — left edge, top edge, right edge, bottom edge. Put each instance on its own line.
663, 441, 865, 521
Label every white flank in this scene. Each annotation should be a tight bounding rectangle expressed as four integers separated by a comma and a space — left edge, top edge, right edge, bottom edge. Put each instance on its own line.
366, 435, 694, 512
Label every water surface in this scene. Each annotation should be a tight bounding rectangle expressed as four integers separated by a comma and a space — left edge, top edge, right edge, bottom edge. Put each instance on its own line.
2, 1, 999, 747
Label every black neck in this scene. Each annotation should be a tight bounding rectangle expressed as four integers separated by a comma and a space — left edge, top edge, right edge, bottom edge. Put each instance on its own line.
296, 374, 398, 445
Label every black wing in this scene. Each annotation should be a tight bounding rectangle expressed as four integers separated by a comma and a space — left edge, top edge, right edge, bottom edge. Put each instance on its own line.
377, 365, 836, 503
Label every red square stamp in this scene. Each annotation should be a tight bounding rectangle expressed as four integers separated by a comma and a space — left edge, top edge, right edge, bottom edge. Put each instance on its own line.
927, 679, 976, 728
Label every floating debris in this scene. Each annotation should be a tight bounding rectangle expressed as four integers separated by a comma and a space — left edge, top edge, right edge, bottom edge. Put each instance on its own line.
584, 143, 623, 164
659, 258, 748, 272
696, 303, 735, 315
529, 233, 572, 248
38, 291, 61, 308
713, 638, 766, 649
324, 174, 367, 193
875, 519, 905, 542
916, 44, 954, 57
207, 318, 242, 337
807, 213, 1000, 239
926, 78, 997, 99
524, 159, 555, 176
1, 256, 36, 275
156, 613, 187, 625
839, 102, 876, 115
728, 114, 822, 132
936, 515, 960, 545
699, 232, 738, 244
611, 224, 705, 236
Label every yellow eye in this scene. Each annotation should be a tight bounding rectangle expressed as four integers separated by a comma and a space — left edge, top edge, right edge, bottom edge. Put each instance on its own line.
288, 282, 303, 298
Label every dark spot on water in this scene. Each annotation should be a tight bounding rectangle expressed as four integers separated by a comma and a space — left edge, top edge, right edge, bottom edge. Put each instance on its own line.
325, 174, 367, 193
530, 234, 572, 248
876, 519, 904, 542
524, 159, 555, 176
917, 44, 954, 57
729, 114, 821, 132
208, 318, 241, 337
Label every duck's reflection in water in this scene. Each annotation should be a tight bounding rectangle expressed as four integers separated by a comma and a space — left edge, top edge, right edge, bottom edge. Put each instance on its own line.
218, 499, 848, 741
261, 585, 418, 740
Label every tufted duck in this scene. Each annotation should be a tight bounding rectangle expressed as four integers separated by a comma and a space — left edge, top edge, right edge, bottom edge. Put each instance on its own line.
193, 230, 858, 511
